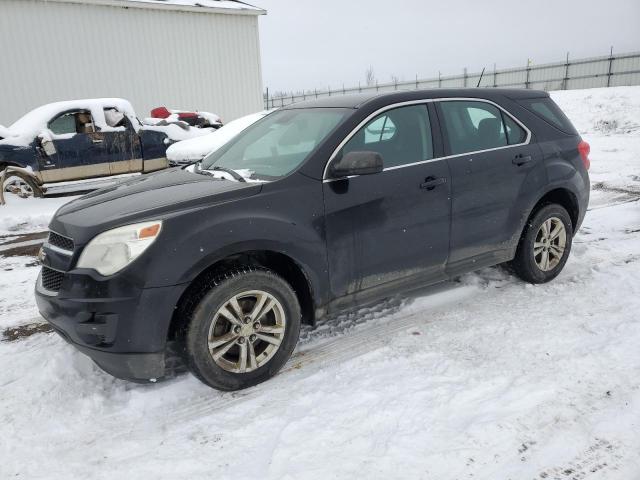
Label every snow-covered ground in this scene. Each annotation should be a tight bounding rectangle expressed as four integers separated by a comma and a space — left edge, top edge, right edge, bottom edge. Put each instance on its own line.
0, 87, 639, 479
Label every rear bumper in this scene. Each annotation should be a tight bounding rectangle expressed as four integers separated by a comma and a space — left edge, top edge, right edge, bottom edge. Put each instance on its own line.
35, 272, 186, 382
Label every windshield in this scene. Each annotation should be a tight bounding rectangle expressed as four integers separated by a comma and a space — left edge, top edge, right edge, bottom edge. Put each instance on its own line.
201, 108, 349, 181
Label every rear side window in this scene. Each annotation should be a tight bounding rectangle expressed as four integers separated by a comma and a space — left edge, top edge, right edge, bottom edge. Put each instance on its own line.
502, 112, 527, 145
517, 97, 577, 134
342, 105, 433, 168
438, 101, 508, 155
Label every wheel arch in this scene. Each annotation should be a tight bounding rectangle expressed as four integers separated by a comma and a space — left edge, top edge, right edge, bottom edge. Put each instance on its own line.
529, 187, 580, 231
167, 248, 317, 345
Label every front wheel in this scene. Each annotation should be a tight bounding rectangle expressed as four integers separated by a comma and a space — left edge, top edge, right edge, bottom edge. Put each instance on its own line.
510, 204, 574, 284
185, 268, 301, 391
2, 171, 43, 198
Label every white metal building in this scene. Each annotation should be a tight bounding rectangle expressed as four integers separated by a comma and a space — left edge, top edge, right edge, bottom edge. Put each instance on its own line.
0, 0, 266, 126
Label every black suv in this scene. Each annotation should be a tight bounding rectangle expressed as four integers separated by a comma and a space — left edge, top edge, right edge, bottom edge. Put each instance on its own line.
36, 89, 590, 391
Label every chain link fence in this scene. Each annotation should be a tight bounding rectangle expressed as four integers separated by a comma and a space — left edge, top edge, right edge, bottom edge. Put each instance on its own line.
264, 50, 640, 109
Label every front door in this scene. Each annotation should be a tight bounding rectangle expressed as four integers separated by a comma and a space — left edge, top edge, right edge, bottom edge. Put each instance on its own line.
436, 99, 546, 269
43, 110, 110, 182
323, 104, 451, 308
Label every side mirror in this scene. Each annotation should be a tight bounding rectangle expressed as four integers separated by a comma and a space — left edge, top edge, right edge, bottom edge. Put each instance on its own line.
38, 135, 57, 157
330, 151, 383, 178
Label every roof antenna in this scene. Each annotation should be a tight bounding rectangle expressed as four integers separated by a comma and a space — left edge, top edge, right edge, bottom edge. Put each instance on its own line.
476, 67, 486, 88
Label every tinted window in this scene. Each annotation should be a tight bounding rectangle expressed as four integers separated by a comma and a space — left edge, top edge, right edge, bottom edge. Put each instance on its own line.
517, 97, 577, 134
343, 105, 433, 168
502, 112, 527, 145
439, 101, 507, 155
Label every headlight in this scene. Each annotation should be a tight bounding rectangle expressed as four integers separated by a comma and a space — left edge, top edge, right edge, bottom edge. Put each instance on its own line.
76, 221, 162, 276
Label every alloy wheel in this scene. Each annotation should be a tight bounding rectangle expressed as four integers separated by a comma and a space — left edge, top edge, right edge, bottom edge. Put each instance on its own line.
207, 290, 286, 373
533, 217, 567, 271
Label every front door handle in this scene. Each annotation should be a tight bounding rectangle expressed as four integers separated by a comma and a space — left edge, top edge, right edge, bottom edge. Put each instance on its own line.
513, 154, 532, 166
420, 176, 446, 191
92, 139, 104, 144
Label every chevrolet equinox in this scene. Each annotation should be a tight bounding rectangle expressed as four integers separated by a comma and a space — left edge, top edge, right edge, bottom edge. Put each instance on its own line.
36, 89, 591, 391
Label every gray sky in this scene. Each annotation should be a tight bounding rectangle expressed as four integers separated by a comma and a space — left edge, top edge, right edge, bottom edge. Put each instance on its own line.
254, 0, 640, 94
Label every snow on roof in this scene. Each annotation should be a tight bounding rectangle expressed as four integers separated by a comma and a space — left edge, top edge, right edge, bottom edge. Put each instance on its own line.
1, 98, 137, 146
40, 0, 265, 15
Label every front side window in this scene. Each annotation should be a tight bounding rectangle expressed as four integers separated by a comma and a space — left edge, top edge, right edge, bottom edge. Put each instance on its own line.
438, 101, 508, 155
342, 105, 433, 168
202, 108, 348, 181
48, 111, 95, 135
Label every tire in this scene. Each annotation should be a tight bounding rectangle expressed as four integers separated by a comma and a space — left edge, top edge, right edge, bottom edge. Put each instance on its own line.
510, 204, 573, 284
2, 170, 43, 198
185, 268, 301, 391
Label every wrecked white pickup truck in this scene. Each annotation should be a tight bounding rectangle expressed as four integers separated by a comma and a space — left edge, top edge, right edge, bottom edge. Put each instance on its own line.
0, 98, 215, 197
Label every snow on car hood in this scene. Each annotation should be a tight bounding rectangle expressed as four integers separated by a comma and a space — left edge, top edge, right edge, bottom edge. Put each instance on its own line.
0, 124, 13, 140
166, 110, 272, 162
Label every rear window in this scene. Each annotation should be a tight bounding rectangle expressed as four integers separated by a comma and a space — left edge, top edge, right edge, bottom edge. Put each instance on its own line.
517, 97, 577, 134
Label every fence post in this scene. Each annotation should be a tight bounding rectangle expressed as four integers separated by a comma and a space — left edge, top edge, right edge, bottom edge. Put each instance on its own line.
493, 63, 497, 87
376, 80, 379, 92
525, 58, 531, 89
315, 89, 318, 99
265, 87, 269, 109
607, 46, 614, 87
563, 52, 570, 90
416, 74, 419, 90
281, 97, 284, 107
438, 71, 441, 88
343, 83, 345, 95
328, 86, 331, 97
463, 67, 467, 87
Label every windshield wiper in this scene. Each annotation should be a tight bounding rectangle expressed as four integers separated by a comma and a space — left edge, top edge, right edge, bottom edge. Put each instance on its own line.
209, 166, 247, 183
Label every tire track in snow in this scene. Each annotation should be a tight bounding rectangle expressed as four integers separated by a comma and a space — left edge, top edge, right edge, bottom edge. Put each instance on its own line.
167, 283, 479, 424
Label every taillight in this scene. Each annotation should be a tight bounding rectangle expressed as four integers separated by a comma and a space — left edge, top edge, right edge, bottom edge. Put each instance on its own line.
578, 140, 591, 170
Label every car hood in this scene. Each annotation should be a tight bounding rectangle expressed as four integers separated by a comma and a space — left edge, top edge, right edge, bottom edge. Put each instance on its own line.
51, 168, 262, 239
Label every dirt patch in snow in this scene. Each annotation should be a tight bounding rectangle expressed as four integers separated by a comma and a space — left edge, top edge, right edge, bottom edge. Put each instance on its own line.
2, 322, 52, 342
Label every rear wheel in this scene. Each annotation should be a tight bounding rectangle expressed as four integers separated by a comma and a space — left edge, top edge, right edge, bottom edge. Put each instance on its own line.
185, 268, 301, 391
510, 204, 573, 284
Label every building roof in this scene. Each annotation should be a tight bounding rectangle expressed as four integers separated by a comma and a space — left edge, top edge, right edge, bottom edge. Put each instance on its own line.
41, 0, 266, 15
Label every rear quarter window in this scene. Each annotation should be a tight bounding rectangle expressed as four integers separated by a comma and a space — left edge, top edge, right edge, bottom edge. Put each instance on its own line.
517, 97, 577, 135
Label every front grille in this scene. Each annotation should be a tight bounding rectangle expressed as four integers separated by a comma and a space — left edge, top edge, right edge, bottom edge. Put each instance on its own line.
41, 267, 64, 292
48, 231, 74, 252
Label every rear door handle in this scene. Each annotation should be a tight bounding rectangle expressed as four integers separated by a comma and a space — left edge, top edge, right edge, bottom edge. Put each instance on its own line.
92, 139, 103, 144
420, 176, 446, 190
512, 154, 532, 166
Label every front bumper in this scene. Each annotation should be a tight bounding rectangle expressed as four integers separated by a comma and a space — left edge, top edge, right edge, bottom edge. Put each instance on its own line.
36, 272, 186, 382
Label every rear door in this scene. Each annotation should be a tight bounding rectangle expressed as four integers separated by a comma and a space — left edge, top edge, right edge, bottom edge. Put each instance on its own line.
102, 107, 143, 174
323, 103, 451, 306
435, 99, 546, 270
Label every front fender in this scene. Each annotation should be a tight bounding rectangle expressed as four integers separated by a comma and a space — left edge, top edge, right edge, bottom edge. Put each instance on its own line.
143, 177, 328, 308
0, 143, 38, 171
